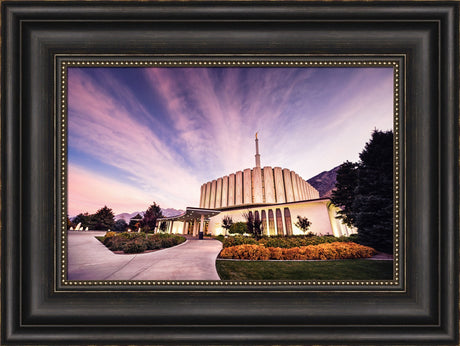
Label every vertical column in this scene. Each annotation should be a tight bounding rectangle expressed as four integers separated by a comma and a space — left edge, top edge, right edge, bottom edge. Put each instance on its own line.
228, 173, 235, 207
296, 175, 304, 200
301, 178, 307, 200
199, 214, 205, 234
263, 167, 276, 203
243, 168, 252, 204
235, 171, 243, 205
273, 167, 286, 203
200, 184, 206, 208
252, 167, 263, 204
291, 171, 300, 201
221, 176, 229, 208
205, 182, 212, 208
210, 180, 217, 209
216, 178, 223, 208
306, 182, 312, 199
182, 221, 187, 234
283, 169, 294, 202
310, 183, 320, 199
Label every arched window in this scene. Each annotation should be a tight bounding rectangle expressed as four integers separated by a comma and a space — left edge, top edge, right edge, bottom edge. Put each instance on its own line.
268, 209, 276, 236
254, 210, 260, 221
261, 210, 267, 236
284, 207, 293, 236
276, 208, 284, 236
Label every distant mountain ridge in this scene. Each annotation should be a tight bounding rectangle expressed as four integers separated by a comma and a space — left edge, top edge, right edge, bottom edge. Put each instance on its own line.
307, 165, 341, 198
115, 208, 184, 222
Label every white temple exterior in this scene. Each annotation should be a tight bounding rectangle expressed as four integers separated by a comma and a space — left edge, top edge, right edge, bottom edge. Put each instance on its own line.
156, 135, 355, 237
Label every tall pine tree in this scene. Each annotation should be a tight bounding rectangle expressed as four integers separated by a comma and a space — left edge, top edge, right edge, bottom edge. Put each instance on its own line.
330, 161, 359, 227
353, 130, 393, 254
331, 130, 393, 254
142, 202, 163, 231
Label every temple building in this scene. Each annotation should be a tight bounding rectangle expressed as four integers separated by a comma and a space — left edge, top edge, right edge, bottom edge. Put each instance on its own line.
156, 135, 355, 238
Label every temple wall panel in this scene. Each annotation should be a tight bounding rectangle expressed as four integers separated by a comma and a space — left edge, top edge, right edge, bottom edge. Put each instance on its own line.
228, 173, 235, 207
235, 171, 243, 205
301, 179, 307, 200
252, 167, 263, 204
273, 167, 286, 203
263, 167, 276, 203
297, 175, 305, 200
243, 168, 252, 204
283, 169, 295, 202
210, 180, 217, 209
215, 178, 223, 208
199, 184, 205, 208
291, 171, 300, 201
205, 182, 212, 208
221, 176, 229, 208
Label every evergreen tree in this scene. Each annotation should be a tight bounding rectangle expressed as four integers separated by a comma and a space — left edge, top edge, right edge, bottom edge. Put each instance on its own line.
330, 161, 359, 227
353, 130, 393, 254
330, 129, 393, 253
113, 219, 128, 233
93, 206, 115, 230
142, 202, 163, 231
73, 212, 94, 229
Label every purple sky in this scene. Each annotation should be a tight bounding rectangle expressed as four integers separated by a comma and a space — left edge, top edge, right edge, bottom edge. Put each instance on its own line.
68, 66, 394, 216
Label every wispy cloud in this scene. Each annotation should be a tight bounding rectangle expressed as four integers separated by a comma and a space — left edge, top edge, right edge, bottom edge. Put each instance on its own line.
68, 66, 393, 215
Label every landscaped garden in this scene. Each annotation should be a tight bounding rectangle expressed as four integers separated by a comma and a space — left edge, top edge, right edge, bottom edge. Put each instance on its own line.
214, 234, 393, 280
98, 231, 186, 254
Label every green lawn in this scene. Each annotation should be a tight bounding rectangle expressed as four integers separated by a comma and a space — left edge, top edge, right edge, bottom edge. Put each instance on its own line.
216, 259, 393, 280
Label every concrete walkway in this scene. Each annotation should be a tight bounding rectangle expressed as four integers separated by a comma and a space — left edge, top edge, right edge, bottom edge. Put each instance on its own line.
67, 231, 223, 281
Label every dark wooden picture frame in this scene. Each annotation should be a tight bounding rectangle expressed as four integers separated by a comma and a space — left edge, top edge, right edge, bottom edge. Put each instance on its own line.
2, 1, 459, 345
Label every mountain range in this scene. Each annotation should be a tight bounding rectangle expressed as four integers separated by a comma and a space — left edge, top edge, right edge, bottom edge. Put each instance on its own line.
114, 208, 184, 222
307, 165, 341, 198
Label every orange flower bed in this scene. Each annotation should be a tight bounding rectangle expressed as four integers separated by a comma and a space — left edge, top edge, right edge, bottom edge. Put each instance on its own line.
219, 242, 376, 260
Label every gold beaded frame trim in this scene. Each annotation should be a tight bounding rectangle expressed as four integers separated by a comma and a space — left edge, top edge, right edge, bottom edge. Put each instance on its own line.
57, 57, 403, 290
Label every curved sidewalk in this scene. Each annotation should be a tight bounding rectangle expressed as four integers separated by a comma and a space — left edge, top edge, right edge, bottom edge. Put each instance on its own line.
67, 231, 223, 281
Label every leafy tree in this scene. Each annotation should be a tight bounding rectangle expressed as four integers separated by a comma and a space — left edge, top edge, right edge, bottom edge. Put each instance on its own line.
353, 130, 393, 254
93, 206, 115, 230
113, 219, 128, 233
221, 216, 233, 236
228, 222, 247, 235
330, 161, 359, 227
142, 202, 163, 231
73, 212, 95, 229
294, 215, 312, 235
129, 213, 143, 231
243, 212, 263, 240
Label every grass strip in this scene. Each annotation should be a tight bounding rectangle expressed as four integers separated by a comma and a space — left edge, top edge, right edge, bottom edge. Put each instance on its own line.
216, 259, 393, 280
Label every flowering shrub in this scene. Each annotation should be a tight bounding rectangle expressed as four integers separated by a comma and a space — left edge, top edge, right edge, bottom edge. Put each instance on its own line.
104, 231, 117, 238
222, 235, 359, 249
219, 244, 271, 260
219, 242, 376, 260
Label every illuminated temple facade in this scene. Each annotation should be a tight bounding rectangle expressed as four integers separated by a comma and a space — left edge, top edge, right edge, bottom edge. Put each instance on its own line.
156, 135, 355, 237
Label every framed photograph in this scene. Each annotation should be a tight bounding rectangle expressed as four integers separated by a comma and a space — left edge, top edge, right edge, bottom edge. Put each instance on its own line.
2, 1, 458, 345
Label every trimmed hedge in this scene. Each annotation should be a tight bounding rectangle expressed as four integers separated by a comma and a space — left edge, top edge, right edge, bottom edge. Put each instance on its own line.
219, 242, 376, 260
221, 234, 359, 249
102, 232, 185, 253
